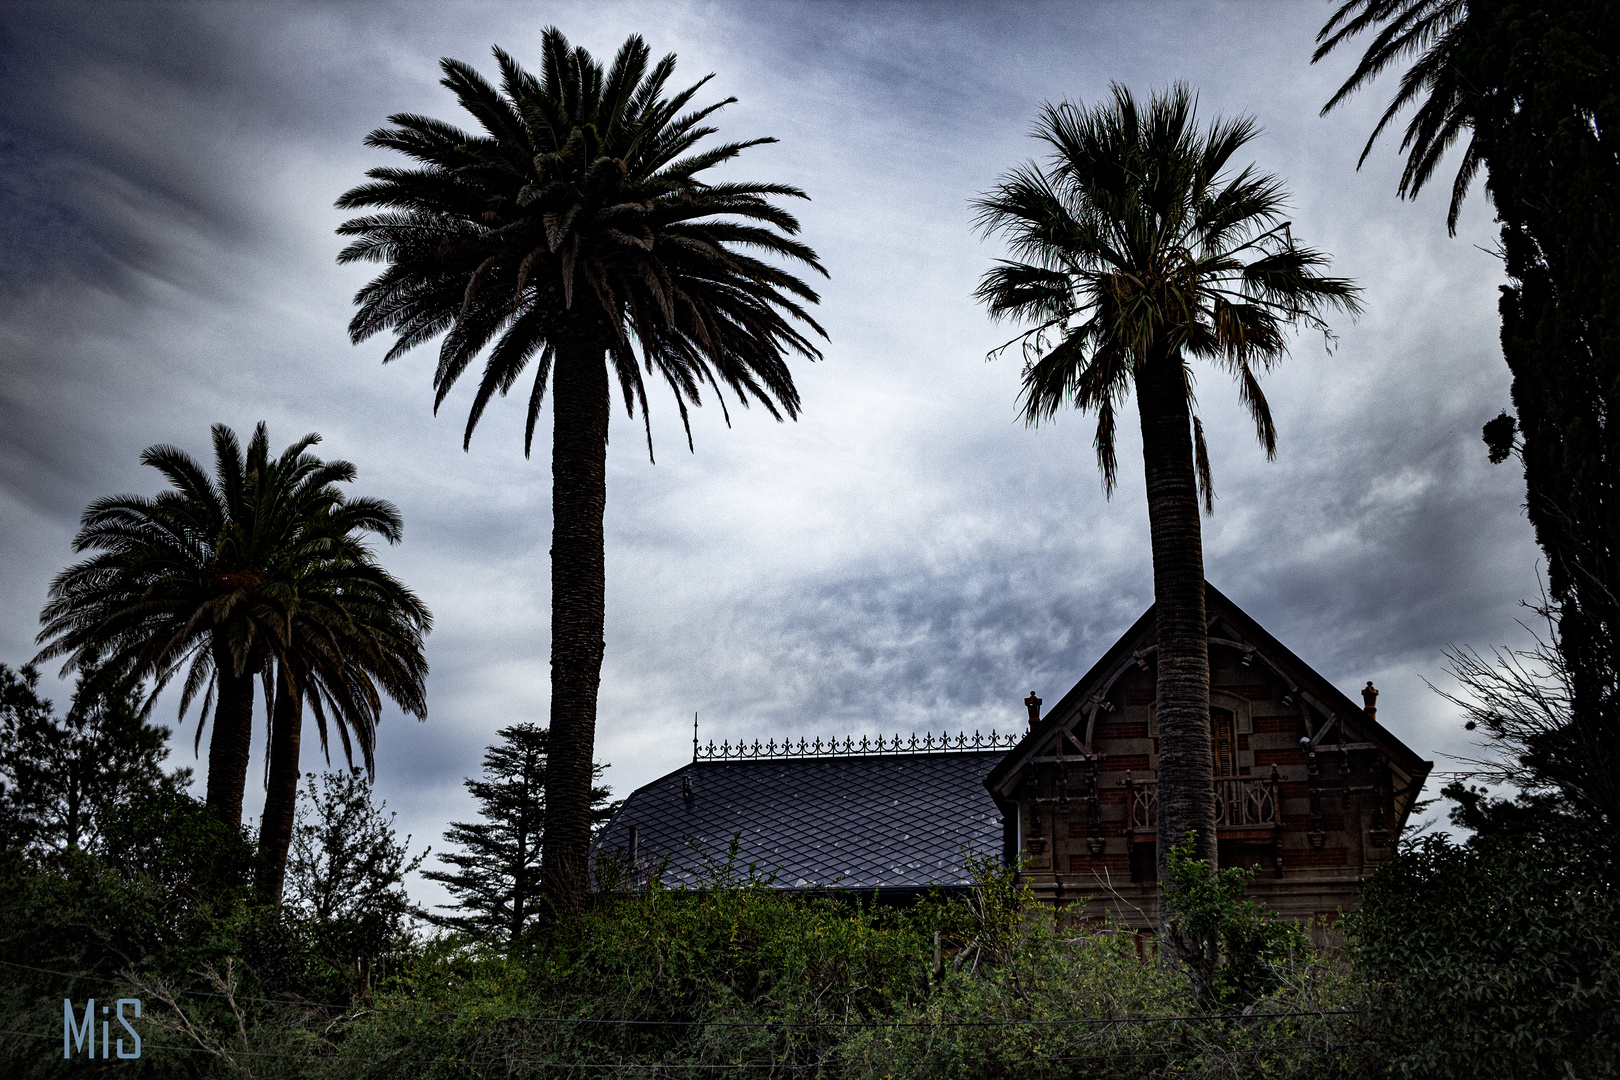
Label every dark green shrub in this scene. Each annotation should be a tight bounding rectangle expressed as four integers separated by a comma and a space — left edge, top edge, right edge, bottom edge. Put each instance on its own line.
1348, 834, 1620, 1079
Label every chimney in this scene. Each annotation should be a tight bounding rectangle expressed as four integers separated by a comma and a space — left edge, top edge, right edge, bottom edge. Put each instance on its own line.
1024, 690, 1042, 730
1362, 681, 1379, 720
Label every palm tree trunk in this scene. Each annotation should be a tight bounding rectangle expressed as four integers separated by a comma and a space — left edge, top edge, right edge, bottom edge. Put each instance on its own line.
539, 334, 610, 915
255, 661, 303, 902
1136, 349, 1217, 941
205, 637, 256, 828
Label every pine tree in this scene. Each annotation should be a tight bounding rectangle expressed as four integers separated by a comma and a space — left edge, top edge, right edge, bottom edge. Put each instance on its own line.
423, 725, 618, 941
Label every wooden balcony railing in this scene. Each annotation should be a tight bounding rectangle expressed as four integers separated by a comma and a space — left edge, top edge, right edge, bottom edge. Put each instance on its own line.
1123, 771, 1281, 832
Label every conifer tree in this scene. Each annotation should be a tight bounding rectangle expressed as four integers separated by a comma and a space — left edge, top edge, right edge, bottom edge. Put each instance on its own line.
423, 725, 617, 941
1318, 0, 1620, 843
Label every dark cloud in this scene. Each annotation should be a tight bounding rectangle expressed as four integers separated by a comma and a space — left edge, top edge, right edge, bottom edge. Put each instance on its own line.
0, 1, 1540, 904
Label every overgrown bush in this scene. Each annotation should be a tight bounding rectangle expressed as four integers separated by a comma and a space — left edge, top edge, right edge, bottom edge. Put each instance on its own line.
114, 851, 1360, 1080
283, 770, 425, 1004
1348, 833, 1620, 1080
3, 836, 1375, 1079
0, 789, 257, 1078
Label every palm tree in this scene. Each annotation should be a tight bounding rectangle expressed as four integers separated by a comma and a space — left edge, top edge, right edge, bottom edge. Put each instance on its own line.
36, 424, 426, 835
254, 500, 431, 903
336, 28, 826, 911
973, 85, 1361, 937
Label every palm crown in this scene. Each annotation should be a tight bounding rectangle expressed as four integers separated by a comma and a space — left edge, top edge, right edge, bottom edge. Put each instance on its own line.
37, 423, 428, 826
42, 427, 336, 712
336, 28, 828, 455
974, 84, 1361, 509
268, 515, 430, 775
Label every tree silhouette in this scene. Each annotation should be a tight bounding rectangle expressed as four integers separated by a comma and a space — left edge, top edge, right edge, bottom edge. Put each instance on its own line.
37, 425, 405, 828
0, 662, 177, 857
286, 768, 425, 1000
422, 724, 617, 943
338, 28, 824, 910
974, 85, 1359, 937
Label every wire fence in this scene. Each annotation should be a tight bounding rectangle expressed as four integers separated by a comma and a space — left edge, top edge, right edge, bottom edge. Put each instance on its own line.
0, 958, 1358, 1027
2, 957, 1369, 1076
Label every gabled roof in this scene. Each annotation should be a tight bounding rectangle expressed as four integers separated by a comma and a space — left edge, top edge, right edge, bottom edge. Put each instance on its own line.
593, 751, 1006, 895
985, 582, 1433, 826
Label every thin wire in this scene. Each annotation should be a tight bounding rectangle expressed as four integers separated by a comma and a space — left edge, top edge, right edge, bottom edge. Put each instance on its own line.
0, 965, 1360, 1029
0, 1027, 824, 1068
0, 1023, 1369, 1070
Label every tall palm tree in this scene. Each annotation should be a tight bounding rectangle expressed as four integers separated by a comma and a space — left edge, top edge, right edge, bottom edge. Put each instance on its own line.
254, 500, 431, 903
36, 424, 424, 834
336, 28, 826, 910
974, 85, 1361, 937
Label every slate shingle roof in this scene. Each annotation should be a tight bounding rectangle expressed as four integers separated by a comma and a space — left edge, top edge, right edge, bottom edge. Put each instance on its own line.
593, 751, 1008, 893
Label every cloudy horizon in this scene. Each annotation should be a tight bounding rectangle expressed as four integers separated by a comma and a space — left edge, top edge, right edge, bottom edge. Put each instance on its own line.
1, 1, 1539, 908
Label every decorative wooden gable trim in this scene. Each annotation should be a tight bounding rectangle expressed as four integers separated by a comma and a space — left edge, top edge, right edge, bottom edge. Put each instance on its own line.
984, 582, 1434, 921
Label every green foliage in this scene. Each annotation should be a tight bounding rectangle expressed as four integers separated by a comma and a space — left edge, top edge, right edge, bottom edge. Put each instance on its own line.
1349, 833, 1620, 1078
31, 853, 1361, 1079
0, 766, 443, 1076
284, 769, 425, 996
0, 786, 257, 1078
99, 783, 259, 941
0, 662, 174, 857
422, 724, 616, 942
1163, 835, 1311, 1010
0, 654, 254, 980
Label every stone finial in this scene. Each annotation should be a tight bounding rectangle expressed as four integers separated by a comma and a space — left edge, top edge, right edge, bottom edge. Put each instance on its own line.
1362, 681, 1379, 720
1024, 690, 1042, 728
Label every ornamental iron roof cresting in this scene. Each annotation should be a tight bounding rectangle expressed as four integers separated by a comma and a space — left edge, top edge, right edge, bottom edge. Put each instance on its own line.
692, 729, 1018, 762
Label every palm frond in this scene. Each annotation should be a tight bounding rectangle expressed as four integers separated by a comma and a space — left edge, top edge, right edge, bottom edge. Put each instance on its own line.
1192, 413, 1215, 514
1313, 0, 1479, 229
975, 84, 1361, 501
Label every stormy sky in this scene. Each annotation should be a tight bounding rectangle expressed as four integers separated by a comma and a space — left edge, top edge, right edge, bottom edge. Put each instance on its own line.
0, 1, 1538, 905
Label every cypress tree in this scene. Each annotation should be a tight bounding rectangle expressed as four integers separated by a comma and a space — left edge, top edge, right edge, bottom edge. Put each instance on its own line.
1319, 0, 1620, 842
1475, 0, 1620, 839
